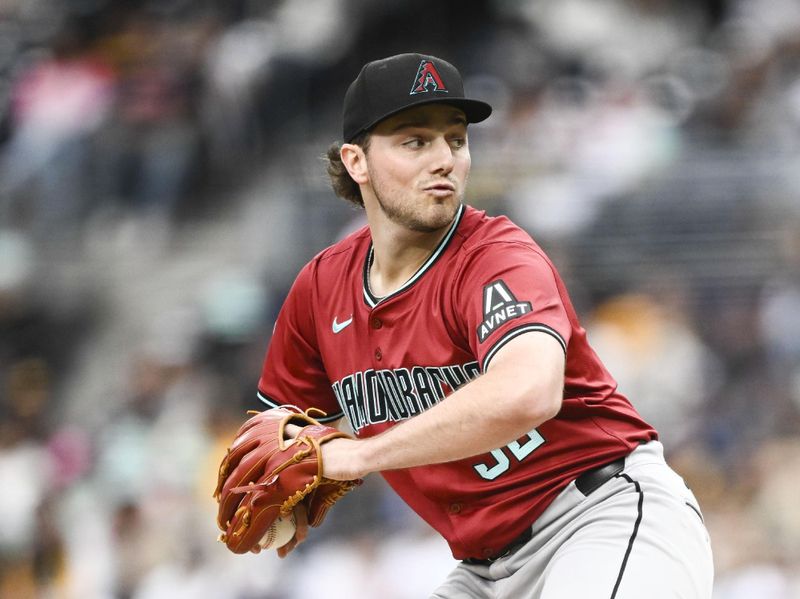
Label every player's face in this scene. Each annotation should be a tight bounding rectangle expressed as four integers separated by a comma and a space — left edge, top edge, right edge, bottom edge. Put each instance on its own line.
364, 104, 471, 233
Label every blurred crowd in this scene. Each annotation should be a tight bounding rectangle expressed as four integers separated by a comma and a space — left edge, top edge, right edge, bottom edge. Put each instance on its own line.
1, 0, 800, 597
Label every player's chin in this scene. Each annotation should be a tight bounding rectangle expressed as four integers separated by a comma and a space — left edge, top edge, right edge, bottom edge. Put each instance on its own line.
430, 196, 460, 219
410, 205, 457, 232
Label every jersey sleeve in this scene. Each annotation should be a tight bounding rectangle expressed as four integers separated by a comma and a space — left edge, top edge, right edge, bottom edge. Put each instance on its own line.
454, 241, 571, 372
257, 261, 342, 422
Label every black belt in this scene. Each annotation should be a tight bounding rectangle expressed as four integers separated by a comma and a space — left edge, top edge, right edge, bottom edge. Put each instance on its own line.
463, 456, 627, 565
574, 456, 626, 496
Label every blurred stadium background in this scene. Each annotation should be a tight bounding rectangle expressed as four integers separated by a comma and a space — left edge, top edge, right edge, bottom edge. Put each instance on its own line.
1, 0, 799, 597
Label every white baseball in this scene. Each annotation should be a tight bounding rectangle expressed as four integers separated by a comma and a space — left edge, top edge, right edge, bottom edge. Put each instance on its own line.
258, 513, 297, 550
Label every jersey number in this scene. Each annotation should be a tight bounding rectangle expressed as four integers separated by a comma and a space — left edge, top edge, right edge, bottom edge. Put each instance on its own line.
473, 428, 545, 481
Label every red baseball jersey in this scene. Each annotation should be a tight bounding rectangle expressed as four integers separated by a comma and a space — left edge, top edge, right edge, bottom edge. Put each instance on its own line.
258, 204, 657, 560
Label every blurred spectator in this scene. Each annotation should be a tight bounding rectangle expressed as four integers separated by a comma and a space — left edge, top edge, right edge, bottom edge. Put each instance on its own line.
200, 17, 278, 177
0, 418, 49, 558
587, 291, 721, 451
0, 22, 115, 243
760, 221, 800, 370
93, 11, 203, 246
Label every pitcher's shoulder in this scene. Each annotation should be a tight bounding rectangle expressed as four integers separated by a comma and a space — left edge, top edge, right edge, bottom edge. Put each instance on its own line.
458, 206, 539, 253
308, 224, 370, 266
295, 224, 370, 287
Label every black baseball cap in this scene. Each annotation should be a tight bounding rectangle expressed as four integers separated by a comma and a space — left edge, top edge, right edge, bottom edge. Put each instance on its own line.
342, 53, 492, 142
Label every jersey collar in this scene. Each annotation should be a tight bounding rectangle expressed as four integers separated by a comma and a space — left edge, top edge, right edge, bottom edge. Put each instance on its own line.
362, 204, 465, 308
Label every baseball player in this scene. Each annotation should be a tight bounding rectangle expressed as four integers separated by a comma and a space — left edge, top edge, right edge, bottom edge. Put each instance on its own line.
256, 53, 714, 598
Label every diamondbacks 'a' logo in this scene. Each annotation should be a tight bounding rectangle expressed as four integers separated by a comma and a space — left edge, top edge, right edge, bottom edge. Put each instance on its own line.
477, 280, 532, 342
410, 60, 448, 95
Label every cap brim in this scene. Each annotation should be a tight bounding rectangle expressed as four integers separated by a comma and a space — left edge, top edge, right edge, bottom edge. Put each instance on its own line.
355, 98, 492, 140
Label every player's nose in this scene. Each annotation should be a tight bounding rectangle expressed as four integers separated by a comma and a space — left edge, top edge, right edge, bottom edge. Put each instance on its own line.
428, 136, 456, 175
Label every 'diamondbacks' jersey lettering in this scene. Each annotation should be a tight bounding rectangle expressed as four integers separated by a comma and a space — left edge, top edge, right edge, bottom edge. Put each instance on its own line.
332, 361, 480, 432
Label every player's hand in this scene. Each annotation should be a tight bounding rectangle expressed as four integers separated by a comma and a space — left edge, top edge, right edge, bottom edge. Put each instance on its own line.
319, 436, 367, 481
285, 423, 367, 481
276, 503, 309, 559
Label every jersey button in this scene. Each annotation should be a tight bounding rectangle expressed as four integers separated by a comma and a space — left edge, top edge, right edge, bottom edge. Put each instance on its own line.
374, 348, 382, 361
371, 317, 383, 329
448, 503, 462, 514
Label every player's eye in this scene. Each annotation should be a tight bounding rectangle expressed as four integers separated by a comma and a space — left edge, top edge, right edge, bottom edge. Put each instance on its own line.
402, 137, 425, 149
449, 137, 467, 149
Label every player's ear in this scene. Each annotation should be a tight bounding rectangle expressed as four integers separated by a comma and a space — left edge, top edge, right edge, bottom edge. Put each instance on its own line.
340, 143, 369, 185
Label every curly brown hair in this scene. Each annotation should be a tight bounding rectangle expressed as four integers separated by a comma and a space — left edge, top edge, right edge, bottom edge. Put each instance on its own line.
324, 132, 371, 207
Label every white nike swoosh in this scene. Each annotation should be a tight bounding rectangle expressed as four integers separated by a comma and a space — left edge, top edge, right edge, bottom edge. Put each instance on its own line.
332, 315, 353, 334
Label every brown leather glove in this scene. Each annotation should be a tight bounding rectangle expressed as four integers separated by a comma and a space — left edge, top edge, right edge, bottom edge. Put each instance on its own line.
214, 407, 361, 554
